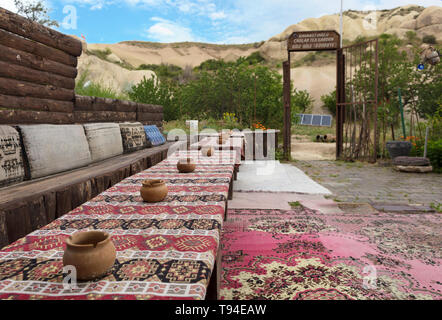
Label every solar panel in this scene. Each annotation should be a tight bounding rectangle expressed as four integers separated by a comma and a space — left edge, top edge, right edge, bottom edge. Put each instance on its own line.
296, 114, 333, 127
321, 115, 332, 127
302, 114, 313, 125
312, 115, 322, 126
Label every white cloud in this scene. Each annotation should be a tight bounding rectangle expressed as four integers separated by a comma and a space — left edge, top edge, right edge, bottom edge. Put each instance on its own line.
1, 0, 18, 12
145, 17, 198, 42
209, 11, 226, 20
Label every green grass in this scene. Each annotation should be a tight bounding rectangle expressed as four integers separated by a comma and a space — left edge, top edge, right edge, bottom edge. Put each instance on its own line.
430, 203, 442, 213
292, 124, 336, 141
87, 48, 112, 60
289, 201, 303, 208
75, 71, 129, 100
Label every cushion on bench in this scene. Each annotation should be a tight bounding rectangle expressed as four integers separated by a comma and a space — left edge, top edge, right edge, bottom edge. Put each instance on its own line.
83, 123, 124, 162
18, 125, 92, 179
0, 126, 25, 187
143, 125, 166, 146
119, 122, 150, 153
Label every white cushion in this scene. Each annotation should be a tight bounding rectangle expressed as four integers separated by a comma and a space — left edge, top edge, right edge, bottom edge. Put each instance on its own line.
19, 125, 92, 179
83, 123, 123, 162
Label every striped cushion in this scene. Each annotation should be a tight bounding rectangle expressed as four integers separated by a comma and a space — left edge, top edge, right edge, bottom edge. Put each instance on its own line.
83, 123, 124, 162
0, 126, 25, 187
19, 125, 92, 179
143, 125, 166, 146
119, 122, 149, 153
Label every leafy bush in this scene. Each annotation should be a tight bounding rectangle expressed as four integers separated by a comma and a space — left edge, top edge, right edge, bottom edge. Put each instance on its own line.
321, 90, 336, 116
292, 89, 314, 113
427, 139, 442, 172
194, 59, 229, 71
128, 76, 178, 121
138, 64, 183, 82
423, 35, 436, 44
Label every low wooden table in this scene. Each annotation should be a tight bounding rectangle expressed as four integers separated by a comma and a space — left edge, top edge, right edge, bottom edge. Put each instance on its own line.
0, 149, 239, 300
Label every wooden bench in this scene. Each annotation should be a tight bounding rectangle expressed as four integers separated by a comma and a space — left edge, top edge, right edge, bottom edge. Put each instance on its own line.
0, 142, 179, 248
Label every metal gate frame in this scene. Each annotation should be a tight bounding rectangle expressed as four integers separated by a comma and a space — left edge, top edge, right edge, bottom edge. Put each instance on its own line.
283, 30, 341, 160
336, 39, 379, 162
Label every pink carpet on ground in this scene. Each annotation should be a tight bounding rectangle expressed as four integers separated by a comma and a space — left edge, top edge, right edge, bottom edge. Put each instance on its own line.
220, 208, 442, 300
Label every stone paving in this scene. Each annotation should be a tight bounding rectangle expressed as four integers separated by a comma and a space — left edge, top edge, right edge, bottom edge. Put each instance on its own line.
294, 160, 442, 209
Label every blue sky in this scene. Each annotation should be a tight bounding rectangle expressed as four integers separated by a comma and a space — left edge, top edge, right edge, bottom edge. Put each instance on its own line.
1, 0, 441, 44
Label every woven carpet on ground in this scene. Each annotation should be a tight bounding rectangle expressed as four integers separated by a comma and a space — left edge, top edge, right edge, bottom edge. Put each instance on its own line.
220, 208, 441, 300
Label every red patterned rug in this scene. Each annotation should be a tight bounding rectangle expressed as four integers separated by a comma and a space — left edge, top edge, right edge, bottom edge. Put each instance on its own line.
220, 208, 442, 300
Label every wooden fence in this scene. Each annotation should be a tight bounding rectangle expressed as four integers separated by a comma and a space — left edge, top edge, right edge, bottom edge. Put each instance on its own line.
0, 8, 163, 127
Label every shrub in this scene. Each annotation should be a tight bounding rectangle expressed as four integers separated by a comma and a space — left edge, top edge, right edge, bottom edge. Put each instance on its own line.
129, 76, 178, 121
138, 64, 183, 82
423, 35, 436, 44
321, 90, 336, 116
88, 48, 112, 60
292, 89, 314, 113
427, 139, 442, 172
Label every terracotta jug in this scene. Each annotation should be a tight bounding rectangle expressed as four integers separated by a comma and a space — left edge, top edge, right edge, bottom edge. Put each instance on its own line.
202, 146, 214, 157
177, 158, 196, 173
140, 179, 168, 202
63, 231, 116, 281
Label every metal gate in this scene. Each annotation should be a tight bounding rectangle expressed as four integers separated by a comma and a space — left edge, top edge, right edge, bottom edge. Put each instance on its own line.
336, 39, 379, 162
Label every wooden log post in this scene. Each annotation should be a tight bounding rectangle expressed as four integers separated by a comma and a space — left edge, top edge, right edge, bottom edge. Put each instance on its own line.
0, 44, 78, 78
0, 7, 82, 57
283, 60, 291, 160
0, 60, 75, 89
0, 77, 74, 101
336, 49, 345, 159
0, 109, 74, 124
0, 94, 74, 113
0, 28, 78, 67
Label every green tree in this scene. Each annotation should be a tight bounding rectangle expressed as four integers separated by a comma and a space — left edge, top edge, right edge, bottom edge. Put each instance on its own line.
14, 0, 59, 27
292, 89, 314, 113
129, 76, 178, 121
321, 90, 337, 116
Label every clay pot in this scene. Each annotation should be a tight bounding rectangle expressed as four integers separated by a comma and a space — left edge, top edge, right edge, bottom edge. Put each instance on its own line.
177, 158, 196, 173
140, 179, 168, 202
202, 146, 214, 157
63, 231, 116, 281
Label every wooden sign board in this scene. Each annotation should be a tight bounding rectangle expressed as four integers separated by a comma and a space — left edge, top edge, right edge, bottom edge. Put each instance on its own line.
288, 30, 340, 52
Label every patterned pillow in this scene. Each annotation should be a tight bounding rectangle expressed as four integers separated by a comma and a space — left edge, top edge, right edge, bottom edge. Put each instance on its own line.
0, 126, 25, 187
83, 123, 124, 162
143, 125, 166, 146
119, 122, 150, 153
18, 125, 92, 179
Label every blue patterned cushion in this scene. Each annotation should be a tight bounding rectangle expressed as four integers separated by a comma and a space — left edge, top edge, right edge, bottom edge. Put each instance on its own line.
143, 125, 166, 146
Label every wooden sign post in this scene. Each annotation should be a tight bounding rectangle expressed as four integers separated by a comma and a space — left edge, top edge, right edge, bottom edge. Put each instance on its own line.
283, 30, 341, 160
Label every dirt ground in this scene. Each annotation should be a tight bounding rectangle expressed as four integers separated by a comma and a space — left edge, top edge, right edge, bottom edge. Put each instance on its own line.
291, 134, 335, 160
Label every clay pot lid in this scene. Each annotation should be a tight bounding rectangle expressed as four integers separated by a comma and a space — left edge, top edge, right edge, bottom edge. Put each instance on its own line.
142, 179, 165, 187
66, 231, 110, 248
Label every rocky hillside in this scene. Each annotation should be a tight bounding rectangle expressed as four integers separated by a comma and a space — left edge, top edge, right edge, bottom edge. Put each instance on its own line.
76, 5, 441, 107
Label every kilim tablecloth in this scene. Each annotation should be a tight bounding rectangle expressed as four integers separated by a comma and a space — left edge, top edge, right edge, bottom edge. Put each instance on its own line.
0, 149, 239, 300
189, 139, 244, 165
